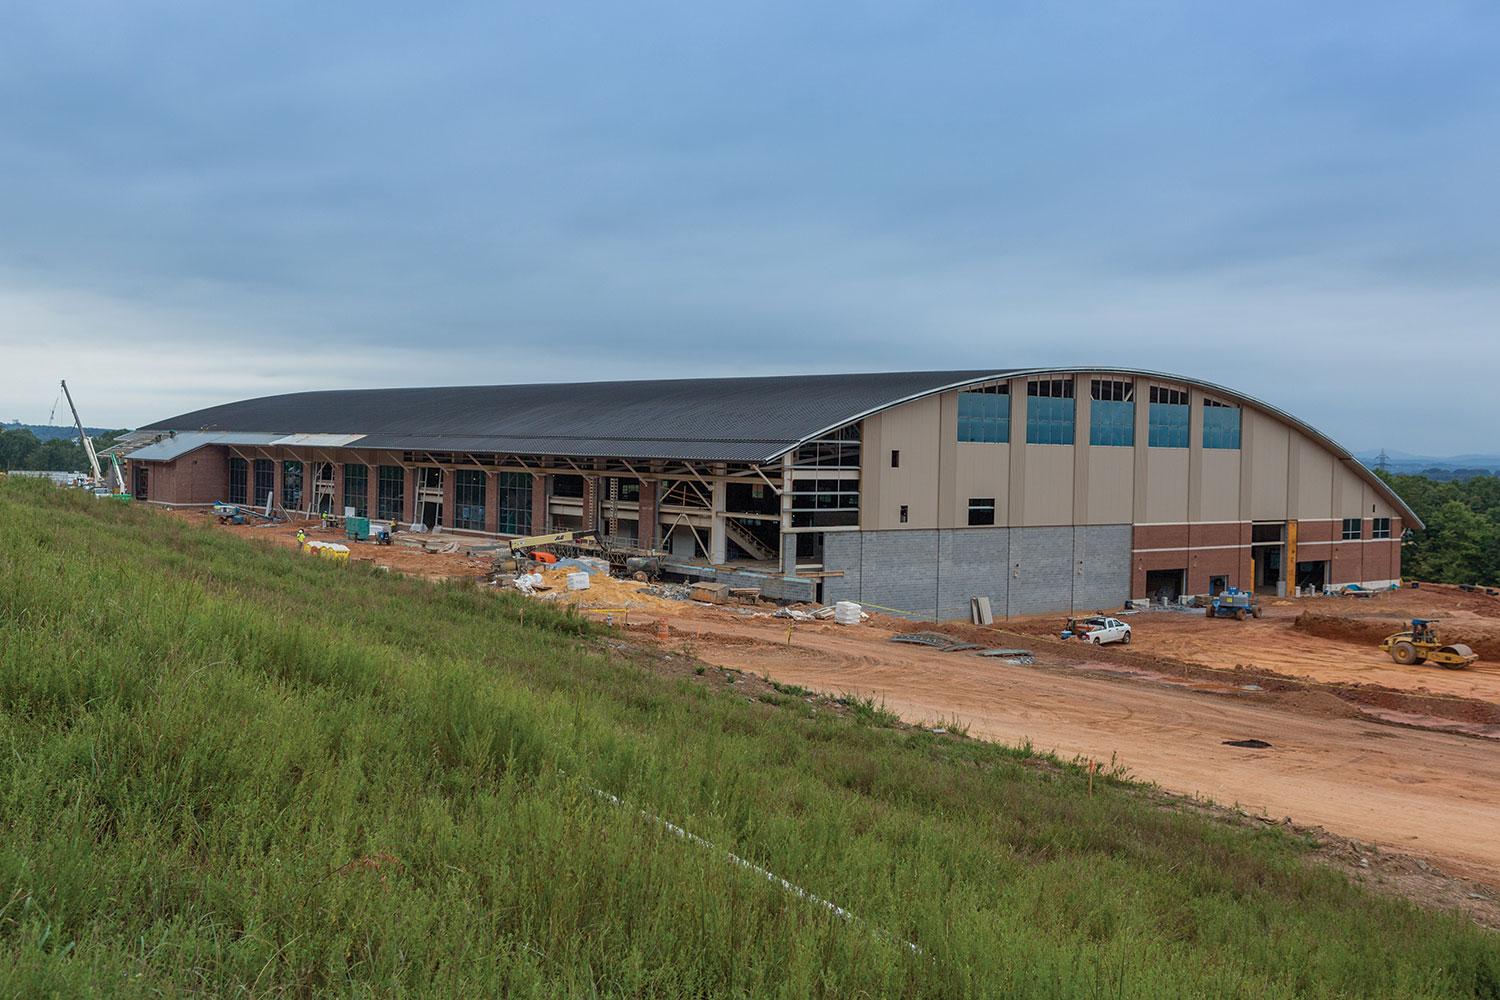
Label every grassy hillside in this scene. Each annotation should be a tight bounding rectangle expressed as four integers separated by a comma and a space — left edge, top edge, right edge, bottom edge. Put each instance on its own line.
0, 477, 1495, 998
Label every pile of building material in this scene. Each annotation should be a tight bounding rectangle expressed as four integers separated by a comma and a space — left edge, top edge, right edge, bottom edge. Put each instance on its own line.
772, 601, 868, 624
396, 533, 462, 554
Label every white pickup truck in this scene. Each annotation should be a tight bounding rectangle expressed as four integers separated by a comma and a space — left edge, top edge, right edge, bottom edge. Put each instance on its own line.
1060, 616, 1132, 645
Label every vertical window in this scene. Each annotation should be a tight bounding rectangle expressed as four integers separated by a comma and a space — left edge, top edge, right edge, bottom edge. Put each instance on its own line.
899, 504, 908, 523
343, 464, 369, 517
282, 461, 303, 508
1203, 398, 1241, 449
228, 457, 248, 505
1148, 385, 1190, 448
1371, 517, 1391, 539
1089, 379, 1135, 447
253, 459, 274, 507
891, 450, 900, 468
958, 383, 1010, 443
1341, 518, 1361, 540
495, 471, 533, 535
378, 465, 404, 521
454, 470, 487, 530
967, 497, 996, 526
1025, 379, 1074, 445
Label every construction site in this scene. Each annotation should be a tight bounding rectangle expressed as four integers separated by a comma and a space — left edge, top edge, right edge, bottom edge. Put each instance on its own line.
170, 501, 1500, 917
100, 368, 1498, 917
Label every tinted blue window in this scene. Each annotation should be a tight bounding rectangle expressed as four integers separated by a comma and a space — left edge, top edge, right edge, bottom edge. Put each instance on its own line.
958, 390, 1009, 443
1027, 396, 1075, 445
1203, 405, 1241, 449
1148, 403, 1189, 448
1090, 399, 1134, 447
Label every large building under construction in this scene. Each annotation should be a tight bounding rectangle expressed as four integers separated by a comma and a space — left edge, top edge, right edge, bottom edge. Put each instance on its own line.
126, 369, 1417, 618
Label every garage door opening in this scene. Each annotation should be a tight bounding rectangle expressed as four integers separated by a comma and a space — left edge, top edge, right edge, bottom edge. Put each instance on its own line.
1296, 560, 1328, 593
1145, 568, 1185, 604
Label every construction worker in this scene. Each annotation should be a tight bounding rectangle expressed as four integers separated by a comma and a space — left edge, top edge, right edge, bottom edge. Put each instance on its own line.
296, 528, 306, 549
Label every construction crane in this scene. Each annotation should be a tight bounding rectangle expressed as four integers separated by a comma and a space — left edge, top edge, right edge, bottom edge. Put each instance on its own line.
60, 379, 104, 486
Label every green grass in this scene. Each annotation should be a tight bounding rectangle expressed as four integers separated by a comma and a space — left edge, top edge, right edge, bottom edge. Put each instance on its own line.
0, 476, 1496, 998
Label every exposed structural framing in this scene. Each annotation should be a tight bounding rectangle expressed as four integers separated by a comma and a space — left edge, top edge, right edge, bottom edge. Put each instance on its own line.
211, 428, 868, 575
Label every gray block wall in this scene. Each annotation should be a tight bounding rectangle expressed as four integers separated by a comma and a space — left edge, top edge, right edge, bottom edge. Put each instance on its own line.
849, 529, 940, 618
1007, 526, 1075, 617
937, 528, 1010, 621
1073, 524, 1132, 610
821, 532, 862, 605
821, 523, 1131, 620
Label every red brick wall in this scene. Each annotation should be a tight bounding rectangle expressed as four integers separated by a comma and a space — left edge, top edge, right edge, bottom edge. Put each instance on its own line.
531, 474, 546, 534
440, 470, 456, 529
1133, 522, 1252, 598
367, 460, 381, 521
1297, 518, 1336, 543
1328, 517, 1404, 585
637, 480, 658, 548
128, 447, 230, 506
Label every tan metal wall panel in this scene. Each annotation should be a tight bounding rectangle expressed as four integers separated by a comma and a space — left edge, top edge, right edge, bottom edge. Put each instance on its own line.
1295, 431, 1336, 519
1248, 408, 1290, 520
1085, 446, 1134, 524
954, 442, 1011, 526
1198, 449, 1242, 522
1021, 445, 1075, 526
866, 395, 942, 529
1144, 446, 1190, 524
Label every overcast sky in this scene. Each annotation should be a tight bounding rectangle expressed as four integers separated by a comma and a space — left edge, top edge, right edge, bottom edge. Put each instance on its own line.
2, 1, 1496, 453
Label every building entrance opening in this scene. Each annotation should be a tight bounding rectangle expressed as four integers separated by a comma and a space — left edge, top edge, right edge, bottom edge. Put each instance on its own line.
1251, 522, 1286, 596
416, 467, 443, 529
1295, 560, 1327, 593
310, 463, 335, 515
1145, 568, 1185, 604
1209, 575, 1228, 596
1254, 547, 1282, 595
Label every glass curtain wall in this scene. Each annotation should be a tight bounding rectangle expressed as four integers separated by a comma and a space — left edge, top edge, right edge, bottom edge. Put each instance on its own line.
343, 464, 369, 517
228, 457, 248, 504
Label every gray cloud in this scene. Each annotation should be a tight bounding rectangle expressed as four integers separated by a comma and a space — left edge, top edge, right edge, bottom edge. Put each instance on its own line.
1, 1, 1497, 453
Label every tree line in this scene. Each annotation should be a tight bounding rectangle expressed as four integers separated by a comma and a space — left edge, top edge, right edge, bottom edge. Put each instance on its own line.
1377, 470, 1500, 586
0, 428, 126, 473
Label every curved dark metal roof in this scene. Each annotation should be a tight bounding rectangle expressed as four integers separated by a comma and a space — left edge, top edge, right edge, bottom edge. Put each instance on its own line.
140, 368, 1418, 526
140, 371, 1007, 463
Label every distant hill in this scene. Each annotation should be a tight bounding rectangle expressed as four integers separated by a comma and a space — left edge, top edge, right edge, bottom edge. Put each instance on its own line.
2, 422, 117, 441
1354, 450, 1500, 475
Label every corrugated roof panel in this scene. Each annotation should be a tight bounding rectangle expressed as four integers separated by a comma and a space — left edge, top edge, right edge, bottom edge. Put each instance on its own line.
128, 431, 284, 462
270, 433, 365, 447
349, 435, 785, 463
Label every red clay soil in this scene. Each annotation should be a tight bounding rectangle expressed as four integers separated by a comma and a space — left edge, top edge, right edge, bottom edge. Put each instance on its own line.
642, 604, 1500, 890
872, 609, 1500, 730
1295, 611, 1500, 660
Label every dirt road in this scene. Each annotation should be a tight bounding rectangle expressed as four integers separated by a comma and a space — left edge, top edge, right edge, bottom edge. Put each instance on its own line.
666, 611, 1500, 888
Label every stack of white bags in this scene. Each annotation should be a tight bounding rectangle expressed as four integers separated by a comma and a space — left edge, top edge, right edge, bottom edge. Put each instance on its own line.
834, 601, 862, 625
